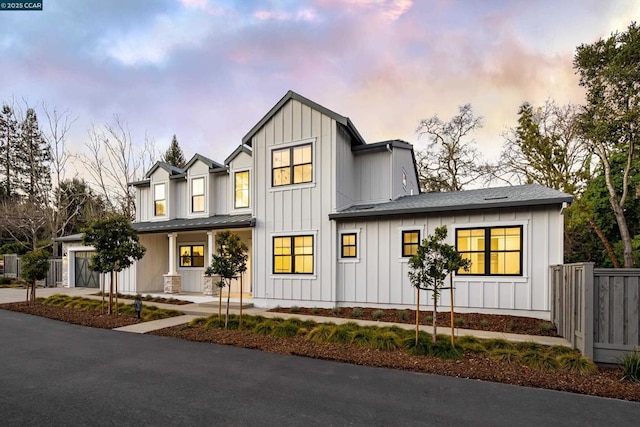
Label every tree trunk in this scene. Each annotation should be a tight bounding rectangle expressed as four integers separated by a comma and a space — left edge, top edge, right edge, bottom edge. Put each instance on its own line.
609, 199, 634, 267
108, 271, 113, 314
101, 273, 105, 314
587, 217, 620, 268
432, 297, 438, 344
225, 281, 231, 329
115, 271, 118, 316
218, 283, 222, 320
450, 275, 455, 347
239, 275, 243, 327
415, 287, 420, 343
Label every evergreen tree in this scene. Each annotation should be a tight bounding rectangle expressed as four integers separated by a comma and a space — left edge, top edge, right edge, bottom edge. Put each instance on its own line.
0, 104, 19, 200
16, 108, 51, 203
162, 135, 186, 168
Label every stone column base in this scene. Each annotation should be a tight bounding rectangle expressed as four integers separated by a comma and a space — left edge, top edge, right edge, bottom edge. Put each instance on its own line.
163, 274, 182, 294
203, 276, 220, 296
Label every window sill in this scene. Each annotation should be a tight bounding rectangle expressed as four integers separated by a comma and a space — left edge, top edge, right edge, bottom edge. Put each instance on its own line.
338, 258, 360, 264
270, 274, 317, 280
269, 182, 316, 192
455, 275, 529, 283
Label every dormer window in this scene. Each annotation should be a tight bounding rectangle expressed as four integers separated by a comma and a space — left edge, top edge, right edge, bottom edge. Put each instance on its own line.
154, 183, 166, 216
272, 143, 312, 187
234, 171, 250, 209
191, 177, 205, 213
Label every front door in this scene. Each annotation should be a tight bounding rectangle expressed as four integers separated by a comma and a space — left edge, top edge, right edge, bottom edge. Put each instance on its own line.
75, 251, 99, 288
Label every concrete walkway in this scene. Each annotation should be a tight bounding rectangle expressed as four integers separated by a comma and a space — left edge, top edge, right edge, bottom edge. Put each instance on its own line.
0, 286, 572, 346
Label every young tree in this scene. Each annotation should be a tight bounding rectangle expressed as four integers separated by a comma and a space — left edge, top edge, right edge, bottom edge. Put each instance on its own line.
574, 22, 640, 267
163, 135, 186, 168
499, 100, 592, 194
415, 104, 486, 192
82, 215, 146, 314
210, 231, 248, 329
408, 226, 470, 344
21, 248, 50, 306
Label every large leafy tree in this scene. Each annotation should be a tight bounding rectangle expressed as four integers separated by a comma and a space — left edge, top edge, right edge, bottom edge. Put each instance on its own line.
499, 100, 592, 194
163, 135, 186, 168
21, 248, 50, 306
415, 104, 487, 192
82, 215, 146, 314
574, 22, 640, 267
16, 108, 51, 204
408, 226, 470, 344
210, 231, 248, 329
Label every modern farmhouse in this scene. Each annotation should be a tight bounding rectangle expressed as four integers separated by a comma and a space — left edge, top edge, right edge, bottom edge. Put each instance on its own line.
60, 91, 572, 319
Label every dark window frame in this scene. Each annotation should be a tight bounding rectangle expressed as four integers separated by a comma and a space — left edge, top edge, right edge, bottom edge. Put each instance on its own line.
179, 244, 205, 268
271, 143, 313, 187
341, 233, 357, 258
272, 235, 314, 274
401, 230, 420, 258
455, 226, 523, 276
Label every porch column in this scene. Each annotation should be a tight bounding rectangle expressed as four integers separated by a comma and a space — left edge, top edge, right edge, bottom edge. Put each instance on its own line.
168, 232, 177, 274
163, 232, 181, 293
207, 231, 214, 267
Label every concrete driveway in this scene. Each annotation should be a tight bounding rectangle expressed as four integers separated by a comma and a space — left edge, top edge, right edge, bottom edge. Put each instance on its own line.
1, 309, 638, 426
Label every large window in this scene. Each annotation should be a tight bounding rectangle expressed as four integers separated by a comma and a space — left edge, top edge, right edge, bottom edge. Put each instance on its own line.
401, 230, 420, 257
191, 177, 205, 213
234, 171, 250, 209
179, 245, 205, 267
456, 226, 523, 276
272, 144, 312, 187
273, 235, 314, 274
341, 233, 357, 258
154, 183, 166, 216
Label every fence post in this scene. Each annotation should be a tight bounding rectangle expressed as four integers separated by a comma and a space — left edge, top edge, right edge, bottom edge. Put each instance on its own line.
582, 263, 594, 360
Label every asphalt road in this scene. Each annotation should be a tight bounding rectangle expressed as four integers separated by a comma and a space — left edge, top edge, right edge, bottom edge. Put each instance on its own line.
1, 309, 638, 426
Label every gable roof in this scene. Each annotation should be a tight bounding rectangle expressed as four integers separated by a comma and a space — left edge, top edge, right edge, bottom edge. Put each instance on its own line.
225, 144, 252, 165
184, 153, 225, 171
145, 161, 185, 179
241, 90, 367, 146
329, 184, 573, 220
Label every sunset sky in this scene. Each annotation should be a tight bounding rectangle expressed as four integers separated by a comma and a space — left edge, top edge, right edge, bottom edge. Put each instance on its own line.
1, 0, 638, 180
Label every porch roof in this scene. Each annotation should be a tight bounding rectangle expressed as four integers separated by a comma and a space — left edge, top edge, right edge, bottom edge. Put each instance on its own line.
132, 214, 255, 233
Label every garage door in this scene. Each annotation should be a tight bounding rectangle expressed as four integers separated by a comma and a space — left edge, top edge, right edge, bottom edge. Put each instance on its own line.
75, 251, 99, 288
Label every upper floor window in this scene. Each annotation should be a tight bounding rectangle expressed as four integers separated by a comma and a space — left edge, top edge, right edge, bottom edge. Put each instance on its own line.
234, 170, 250, 209
272, 144, 312, 187
154, 183, 166, 216
401, 230, 420, 257
191, 177, 205, 213
456, 226, 522, 276
273, 235, 314, 274
179, 245, 205, 267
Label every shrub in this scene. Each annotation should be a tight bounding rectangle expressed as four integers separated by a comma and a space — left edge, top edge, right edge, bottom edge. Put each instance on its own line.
372, 310, 384, 320
547, 345, 575, 357
456, 335, 481, 346
453, 317, 466, 327
370, 331, 402, 351
403, 334, 431, 355
190, 317, 207, 326
204, 317, 225, 329
521, 351, 558, 370
429, 341, 462, 359
331, 307, 342, 316
557, 353, 597, 374
620, 347, 640, 382
327, 325, 353, 343
307, 324, 335, 343
505, 321, 515, 332
460, 342, 487, 355
0, 277, 11, 285
272, 320, 301, 338
423, 315, 433, 324
479, 319, 489, 328
253, 320, 276, 335
484, 339, 513, 350
310, 307, 320, 315
351, 307, 364, 318
515, 341, 544, 352
490, 348, 520, 363
538, 322, 555, 334
289, 306, 301, 314
396, 310, 410, 322
349, 329, 375, 346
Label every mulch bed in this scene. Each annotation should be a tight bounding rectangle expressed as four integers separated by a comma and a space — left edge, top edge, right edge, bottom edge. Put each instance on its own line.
269, 306, 559, 336
2, 301, 639, 402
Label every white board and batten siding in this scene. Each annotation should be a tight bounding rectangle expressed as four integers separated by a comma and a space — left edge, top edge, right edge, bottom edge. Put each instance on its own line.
336, 205, 564, 319
250, 99, 337, 308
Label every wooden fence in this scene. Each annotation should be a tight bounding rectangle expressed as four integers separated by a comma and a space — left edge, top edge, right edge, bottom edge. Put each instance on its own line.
551, 263, 640, 363
2, 254, 62, 288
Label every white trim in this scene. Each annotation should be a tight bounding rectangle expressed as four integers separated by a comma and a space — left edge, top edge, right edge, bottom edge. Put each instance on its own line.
152, 181, 169, 221
338, 228, 361, 263
269, 137, 316, 191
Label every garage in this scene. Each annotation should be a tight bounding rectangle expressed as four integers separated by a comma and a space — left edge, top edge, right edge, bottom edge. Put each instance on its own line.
74, 251, 99, 288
